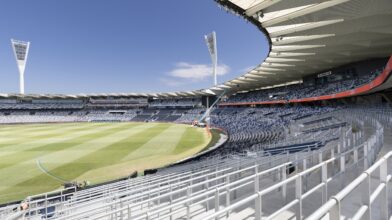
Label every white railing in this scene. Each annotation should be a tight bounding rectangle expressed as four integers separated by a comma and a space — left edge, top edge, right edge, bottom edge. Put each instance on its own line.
77, 128, 360, 219
34, 122, 354, 219
198, 118, 382, 220
306, 150, 392, 220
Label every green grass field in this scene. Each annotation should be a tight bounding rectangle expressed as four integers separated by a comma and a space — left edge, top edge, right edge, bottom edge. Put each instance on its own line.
0, 122, 210, 204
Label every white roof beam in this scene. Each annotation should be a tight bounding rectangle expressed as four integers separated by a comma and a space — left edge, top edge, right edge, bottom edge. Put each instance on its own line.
261, 0, 350, 27
265, 57, 306, 62
272, 44, 325, 52
185, 92, 196, 96
245, 0, 283, 16
167, 92, 178, 97
210, 87, 224, 91
217, 85, 232, 89
269, 52, 316, 57
244, 74, 266, 79
256, 66, 286, 72
232, 79, 254, 84
175, 92, 187, 96
261, 62, 295, 67
224, 81, 240, 87
268, 19, 344, 38
272, 34, 335, 45
254, 71, 277, 75
238, 77, 259, 82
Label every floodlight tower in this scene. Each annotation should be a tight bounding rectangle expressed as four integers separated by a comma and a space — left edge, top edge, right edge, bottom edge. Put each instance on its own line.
205, 31, 218, 86
203, 32, 218, 129
11, 39, 31, 95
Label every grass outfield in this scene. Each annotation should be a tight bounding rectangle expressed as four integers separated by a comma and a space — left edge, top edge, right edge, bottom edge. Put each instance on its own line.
0, 122, 211, 204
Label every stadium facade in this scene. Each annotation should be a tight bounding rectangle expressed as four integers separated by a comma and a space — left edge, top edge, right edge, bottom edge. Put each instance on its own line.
1, 0, 392, 219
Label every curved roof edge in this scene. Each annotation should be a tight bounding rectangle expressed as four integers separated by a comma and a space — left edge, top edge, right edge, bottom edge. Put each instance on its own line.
214, 0, 272, 51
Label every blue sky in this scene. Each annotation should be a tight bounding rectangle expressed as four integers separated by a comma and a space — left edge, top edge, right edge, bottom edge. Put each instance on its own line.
0, 0, 269, 94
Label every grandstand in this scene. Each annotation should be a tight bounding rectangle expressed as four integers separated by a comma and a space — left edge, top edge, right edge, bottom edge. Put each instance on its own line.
1, 0, 392, 219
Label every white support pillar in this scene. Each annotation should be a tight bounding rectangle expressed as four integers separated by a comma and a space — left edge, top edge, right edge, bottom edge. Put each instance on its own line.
19, 72, 25, 94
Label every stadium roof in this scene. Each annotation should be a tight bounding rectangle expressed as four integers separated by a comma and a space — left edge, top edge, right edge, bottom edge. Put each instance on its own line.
0, 89, 216, 99
2, 0, 392, 99
213, 0, 392, 93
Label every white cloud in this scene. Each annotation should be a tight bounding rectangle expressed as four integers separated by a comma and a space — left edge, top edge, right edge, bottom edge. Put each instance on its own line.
168, 62, 230, 81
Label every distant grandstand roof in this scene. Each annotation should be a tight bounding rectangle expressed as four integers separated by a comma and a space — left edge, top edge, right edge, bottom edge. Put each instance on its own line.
0, 89, 215, 99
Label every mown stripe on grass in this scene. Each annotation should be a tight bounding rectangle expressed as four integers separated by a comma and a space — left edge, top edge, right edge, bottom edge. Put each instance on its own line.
0, 123, 122, 157
121, 124, 186, 161
0, 123, 154, 202
0, 123, 57, 132
0, 123, 139, 170
0, 124, 96, 150
172, 127, 205, 154
0, 123, 209, 204
8, 123, 167, 196
0, 122, 90, 134
0, 123, 154, 194
0, 123, 102, 147
46, 123, 170, 181
77, 126, 209, 183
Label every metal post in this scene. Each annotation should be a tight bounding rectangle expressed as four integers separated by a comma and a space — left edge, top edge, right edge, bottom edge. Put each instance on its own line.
254, 167, 259, 192
329, 200, 341, 220
295, 176, 303, 220
319, 152, 323, 163
361, 174, 371, 220
282, 166, 287, 202
128, 205, 132, 219
170, 184, 173, 220
226, 176, 231, 218
187, 186, 191, 220
255, 192, 262, 220
215, 188, 220, 220
206, 176, 210, 211
322, 163, 328, 204
340, 155, 346, 189
380, 161, 389, 219
364, 142, 369, 169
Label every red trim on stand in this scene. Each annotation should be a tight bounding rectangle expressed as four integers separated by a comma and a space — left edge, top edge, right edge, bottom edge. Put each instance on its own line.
220, 56, 392, 107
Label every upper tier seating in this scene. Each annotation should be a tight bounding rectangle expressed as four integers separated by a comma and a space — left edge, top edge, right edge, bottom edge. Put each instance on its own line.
224, 67, 384, 103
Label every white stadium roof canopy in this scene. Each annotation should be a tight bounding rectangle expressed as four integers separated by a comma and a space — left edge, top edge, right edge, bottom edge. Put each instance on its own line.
214, 0, 392, 94
2, 0, 392, 99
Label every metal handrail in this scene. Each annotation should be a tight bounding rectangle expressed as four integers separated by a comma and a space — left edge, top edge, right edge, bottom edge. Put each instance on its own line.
306, 151, 392, 220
